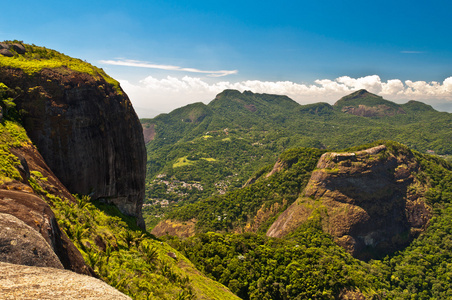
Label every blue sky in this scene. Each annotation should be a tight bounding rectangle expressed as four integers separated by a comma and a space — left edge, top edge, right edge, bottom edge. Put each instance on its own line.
2, 0, 452, 117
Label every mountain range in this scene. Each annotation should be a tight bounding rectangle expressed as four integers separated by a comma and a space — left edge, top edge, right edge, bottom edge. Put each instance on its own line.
141, 88, 452, 228
2, 41, 452, 299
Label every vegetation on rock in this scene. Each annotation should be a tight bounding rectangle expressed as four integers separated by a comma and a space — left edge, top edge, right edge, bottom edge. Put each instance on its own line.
0, 110, 238, 299
0, 41, 147, 227
4, 41, 452, 299
0, 40, 121, 93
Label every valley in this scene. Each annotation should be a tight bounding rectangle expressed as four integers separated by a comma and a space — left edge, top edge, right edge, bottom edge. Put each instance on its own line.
1, 41, 452, 299
142, 89, 452, 230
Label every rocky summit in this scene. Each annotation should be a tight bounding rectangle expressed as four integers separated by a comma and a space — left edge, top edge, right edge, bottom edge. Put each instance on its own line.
0, 42, 146, 227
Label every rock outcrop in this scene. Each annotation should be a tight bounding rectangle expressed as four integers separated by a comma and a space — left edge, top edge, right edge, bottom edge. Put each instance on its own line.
0, 144, 93, 275
0, 42, 26, 57
0, 262, 131, 299
267, 144, 432, 260
0, 213, 63, 269
0, 65, 146, 228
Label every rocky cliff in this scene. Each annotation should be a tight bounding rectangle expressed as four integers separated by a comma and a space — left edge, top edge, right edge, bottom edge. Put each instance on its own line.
267, 144, 432, 260
0, 141, 93, 275
0, 42, 146, 227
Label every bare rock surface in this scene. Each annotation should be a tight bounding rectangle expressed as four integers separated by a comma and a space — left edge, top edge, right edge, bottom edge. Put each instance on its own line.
0, 213, 63, 269
0, 189, 92, 275
0, 262, 131, 300
0, 49, 14, 57
142, 123, 155, 143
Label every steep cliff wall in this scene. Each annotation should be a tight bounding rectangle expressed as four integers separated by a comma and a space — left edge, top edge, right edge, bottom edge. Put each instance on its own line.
267, 144, 432, 260
0, 61, 146, 227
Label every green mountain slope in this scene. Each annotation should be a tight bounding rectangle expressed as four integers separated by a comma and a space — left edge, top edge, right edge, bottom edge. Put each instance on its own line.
163, 141, 452, 299
153, 147, 325, 236
141, 89, 452, 229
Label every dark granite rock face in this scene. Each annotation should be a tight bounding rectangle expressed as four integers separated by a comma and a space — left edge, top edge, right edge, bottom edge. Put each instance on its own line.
0, 67, 146, 228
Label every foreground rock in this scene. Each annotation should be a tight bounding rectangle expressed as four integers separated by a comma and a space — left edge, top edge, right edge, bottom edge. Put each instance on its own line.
0, 213, 63, 269
267, 144, 431, 260
0, 262, 131, 300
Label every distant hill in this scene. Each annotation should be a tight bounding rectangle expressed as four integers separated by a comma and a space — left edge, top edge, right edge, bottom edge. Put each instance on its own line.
333, 89, 406, 117
141, 89, 452, 228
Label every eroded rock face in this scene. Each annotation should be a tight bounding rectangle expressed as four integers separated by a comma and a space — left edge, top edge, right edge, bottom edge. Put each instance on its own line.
267, 145, 432, 260
0, 67, 146, 228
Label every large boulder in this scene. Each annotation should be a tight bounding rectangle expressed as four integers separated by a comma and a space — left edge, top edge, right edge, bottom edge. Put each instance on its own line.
10, 43, 26, 54
0, 66, 146, 228
0, 49, 14, 57
0, 189, 93, 275
0, 144, 94, 275
0, 213, 63, 269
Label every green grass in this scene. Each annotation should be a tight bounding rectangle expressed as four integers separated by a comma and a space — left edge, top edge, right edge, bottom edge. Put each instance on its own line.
0, 120, 31, 183
202, 157, 216, 162
0, 41, 122, 94
25, 161, 238, 300
173, 156, 196, 168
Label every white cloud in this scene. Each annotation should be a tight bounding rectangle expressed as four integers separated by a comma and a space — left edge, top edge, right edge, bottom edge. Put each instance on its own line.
119, 75, 452, 118
99, 59, 237, 77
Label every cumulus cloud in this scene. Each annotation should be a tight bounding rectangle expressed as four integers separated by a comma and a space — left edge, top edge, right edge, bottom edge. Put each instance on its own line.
119, 75, 452, 118
99, 59, 237, 77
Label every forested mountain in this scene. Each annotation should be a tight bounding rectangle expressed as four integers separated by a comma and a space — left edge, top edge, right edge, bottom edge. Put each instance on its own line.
6, 40, 452, 300
141, 89, 452, 299
141, 89, 452, 228
162, 141, 452, 299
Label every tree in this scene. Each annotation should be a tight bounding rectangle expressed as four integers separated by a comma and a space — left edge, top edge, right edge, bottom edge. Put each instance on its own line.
0, 83, 18, 118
